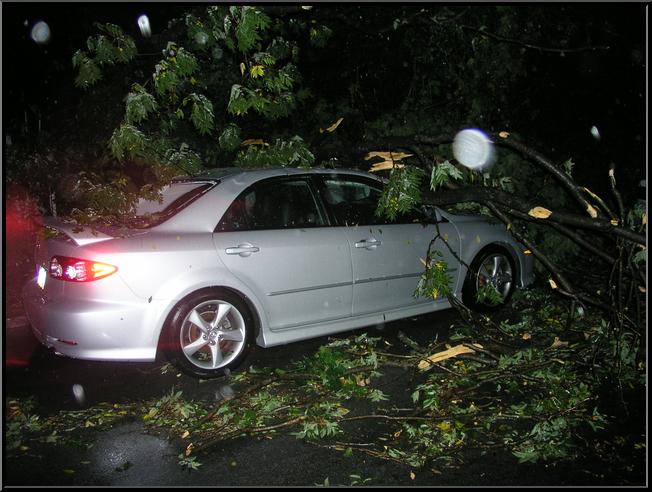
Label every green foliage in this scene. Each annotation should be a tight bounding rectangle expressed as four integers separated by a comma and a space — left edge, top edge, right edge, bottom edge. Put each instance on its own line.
163, 142, 203, 174
431, 160, 464, 191
153, 60, 181, 96
5, 397, 135, 456
475, 283, 504, 306
561, 158, 575, 177
72, 51, 102, 88
414, 250, 453, 300
143, 389, 205, 428
72, 23, 136, 88
376, 166, 425, 221
63, 4, 339, 219
178, 454, 202, 470
309, 25, 333, 48
626, 202, 646, 231
235, 136, 314, 168
108, 123, 148, 161
218, 124, 242, 152
632, 248, 646, 266
125, 84, 158, 125
227, 83, 296, 119
231, 6, 271, 53
184, 93, 215, 135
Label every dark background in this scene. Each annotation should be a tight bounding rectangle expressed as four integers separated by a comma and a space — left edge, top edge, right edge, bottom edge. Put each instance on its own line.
2, 3, 647, 202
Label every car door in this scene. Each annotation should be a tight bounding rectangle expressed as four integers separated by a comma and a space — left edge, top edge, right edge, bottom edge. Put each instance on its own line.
315, 174, 461, 317
212, 176, 353, 331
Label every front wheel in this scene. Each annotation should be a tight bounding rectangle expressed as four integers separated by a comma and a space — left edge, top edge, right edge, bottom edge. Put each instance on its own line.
165, 289, 253, 378
462, 247, 516, 312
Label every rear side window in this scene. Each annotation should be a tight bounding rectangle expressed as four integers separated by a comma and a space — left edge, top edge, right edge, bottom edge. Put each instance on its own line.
131, 182, 213, 228
216, 179, 325, 231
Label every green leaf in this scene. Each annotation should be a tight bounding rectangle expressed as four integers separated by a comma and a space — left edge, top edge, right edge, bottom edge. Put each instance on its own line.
153, 60, 181, 95
218, 124, 242, 152
376, 166, 425, 221
108, 123, 147, 161
186, 93, 215, 135
235, 136, 314, 168
250, 64, 265, 79
74, 57, 102, 89
234, 6, 271, 52
175, 48, 199, 77
125, 84, 158, 124
431, 160, 463, 191
562, 158, 574, 177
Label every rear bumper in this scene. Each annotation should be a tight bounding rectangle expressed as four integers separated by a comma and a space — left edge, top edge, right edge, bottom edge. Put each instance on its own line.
22, 279, 159, 361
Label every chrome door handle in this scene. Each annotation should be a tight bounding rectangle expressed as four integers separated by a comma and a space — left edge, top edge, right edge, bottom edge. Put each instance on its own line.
225, 243, 260, 257
354, 238, 381, 249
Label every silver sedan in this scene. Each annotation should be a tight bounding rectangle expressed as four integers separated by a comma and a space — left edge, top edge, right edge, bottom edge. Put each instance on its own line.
22, 167, 535, 378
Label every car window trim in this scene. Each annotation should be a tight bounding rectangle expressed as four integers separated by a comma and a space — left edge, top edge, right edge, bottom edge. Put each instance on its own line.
312, 173, 436, 227
214, 175, 330, 233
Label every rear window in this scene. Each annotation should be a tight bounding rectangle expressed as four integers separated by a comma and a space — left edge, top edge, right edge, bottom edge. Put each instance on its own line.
130, 182, 214, 228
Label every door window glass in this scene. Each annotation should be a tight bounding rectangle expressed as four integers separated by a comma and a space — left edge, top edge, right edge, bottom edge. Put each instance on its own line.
321, 177, 428, 226
216, 179, 325, 231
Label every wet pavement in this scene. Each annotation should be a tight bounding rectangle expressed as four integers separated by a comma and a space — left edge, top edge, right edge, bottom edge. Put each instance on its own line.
3, 311, 457, 486
3, 311, 646, 487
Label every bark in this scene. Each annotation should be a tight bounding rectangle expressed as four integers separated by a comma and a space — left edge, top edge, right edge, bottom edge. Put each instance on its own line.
422, 186, 646, 246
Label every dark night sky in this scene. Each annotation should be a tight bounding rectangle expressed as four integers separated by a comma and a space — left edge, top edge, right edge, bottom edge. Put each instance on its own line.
3, 3, 188, 122
2, 3, 647, 202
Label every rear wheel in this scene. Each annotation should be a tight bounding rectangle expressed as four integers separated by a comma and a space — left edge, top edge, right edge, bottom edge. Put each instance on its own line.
462, 247, 516, 312
165, 289, 253, 378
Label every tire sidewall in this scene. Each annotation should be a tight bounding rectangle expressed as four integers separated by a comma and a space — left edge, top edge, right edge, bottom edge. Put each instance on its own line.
462, 246, 516, 313
165, 289, 254, 378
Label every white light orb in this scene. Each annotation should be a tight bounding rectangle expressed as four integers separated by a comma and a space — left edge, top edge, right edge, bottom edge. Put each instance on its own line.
138, 14, 151, 37
590, 125, 601, 141
30, 21, 51, 45
453, 128, 495, 170
72, 384, 86, 405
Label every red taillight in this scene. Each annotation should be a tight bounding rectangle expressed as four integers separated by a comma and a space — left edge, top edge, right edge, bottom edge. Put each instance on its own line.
49, 256, 117, 282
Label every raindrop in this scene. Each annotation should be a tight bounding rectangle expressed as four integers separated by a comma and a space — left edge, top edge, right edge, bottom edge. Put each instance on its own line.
30, 21, 51, 45
137, 14, 151, 37
452, 129, 495, 170
590, 126, 601, 141
72, 384, 86, 405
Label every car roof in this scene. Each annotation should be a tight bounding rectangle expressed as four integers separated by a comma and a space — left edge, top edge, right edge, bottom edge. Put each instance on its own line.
175, 167, 382, 183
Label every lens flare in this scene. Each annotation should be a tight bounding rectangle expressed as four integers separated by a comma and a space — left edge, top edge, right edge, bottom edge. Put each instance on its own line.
138, 15, 151, 37
72, 384, 87, 405
30, 21, 51, 45
453, 129, 495, 170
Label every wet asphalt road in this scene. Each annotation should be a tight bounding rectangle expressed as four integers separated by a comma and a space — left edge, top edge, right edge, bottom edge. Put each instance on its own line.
4, 311, 461, 487
3, 310, 646, 487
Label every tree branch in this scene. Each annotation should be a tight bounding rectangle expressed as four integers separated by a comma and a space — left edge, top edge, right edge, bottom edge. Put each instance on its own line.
422, 186, 646, 245
460, 24, 611, 54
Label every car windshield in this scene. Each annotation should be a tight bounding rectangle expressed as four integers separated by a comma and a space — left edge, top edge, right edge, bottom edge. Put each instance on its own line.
129, 181, 214, 228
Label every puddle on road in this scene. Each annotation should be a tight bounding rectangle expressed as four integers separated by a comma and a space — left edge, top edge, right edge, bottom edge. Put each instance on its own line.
87, 421, 187, 485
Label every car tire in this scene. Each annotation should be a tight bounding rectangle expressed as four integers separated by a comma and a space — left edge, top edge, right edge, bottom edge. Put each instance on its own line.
462, 246, 516, 312
165, 289, 253, 378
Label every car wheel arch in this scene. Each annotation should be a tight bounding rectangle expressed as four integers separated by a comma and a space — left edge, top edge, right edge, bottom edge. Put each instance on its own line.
464, 242, 521, 285
461, 242, 520, 311
155, 285, 263, 355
